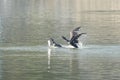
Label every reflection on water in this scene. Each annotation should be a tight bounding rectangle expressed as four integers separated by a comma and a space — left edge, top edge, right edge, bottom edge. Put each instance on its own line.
0, 45, 120, 80
47, 48, 51, 72
0, 0, 120, 80
0, 51, 3, 80
0, 0, 120, 44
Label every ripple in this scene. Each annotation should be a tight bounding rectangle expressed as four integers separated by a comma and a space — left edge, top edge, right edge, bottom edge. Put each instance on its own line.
0, 45, 47, 52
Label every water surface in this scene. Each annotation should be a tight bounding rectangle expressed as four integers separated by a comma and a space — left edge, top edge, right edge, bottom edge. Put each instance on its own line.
0, 45, 120, 80
0, 0, 120, 80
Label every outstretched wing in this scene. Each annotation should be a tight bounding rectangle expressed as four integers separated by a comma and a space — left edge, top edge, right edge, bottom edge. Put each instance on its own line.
70, 27, 81, 39
72, 26, 81, 32
61, 36, 70, 42
70, 33, 86, 43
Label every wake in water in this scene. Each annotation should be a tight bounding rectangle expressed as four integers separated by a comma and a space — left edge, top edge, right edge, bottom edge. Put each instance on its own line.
0, 45, 46, 51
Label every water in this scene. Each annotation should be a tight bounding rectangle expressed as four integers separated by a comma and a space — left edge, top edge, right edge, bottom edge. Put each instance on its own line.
0, 45, 120, 80
0, 0, 120, 80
